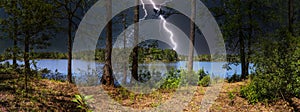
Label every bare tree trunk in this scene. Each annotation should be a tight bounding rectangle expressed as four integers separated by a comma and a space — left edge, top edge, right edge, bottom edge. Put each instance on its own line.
131, 0, 139, 82
187, 0, 196, 72
246, 0, 253, 78
24, 34, 30, 93
67, 18, 73, 83
13, 19, 18, 69
101, 0, 114, 86
122, 13, 128, 84
288, 0, 294, 35
236, 0, 247, 79
240, 33, 247, 79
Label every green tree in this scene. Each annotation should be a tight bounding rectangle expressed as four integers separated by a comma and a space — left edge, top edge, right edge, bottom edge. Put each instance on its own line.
1, 0, 57, 92
55, 0, 95, 83
241, 0, 300, 104
209, 0, 265, 79
0, 0, 20, 69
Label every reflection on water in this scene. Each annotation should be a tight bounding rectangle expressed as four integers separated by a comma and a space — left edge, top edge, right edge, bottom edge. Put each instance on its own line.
2, 59, 254, 83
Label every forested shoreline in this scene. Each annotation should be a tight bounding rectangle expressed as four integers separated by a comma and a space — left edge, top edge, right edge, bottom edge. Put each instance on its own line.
0, 0, 299, 111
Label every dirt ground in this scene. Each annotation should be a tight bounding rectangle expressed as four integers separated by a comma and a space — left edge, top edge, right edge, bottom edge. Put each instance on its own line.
1, 74, 299, 111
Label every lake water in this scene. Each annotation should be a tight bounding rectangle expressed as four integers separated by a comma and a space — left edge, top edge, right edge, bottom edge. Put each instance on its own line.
2, 59, 254, 79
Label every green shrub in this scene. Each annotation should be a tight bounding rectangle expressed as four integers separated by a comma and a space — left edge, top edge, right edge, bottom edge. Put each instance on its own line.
240, 76, 280, 104
180, 69, 199, 86
198, 75, 210, 87
227, 73, 241, 83
0, 62, 14, 74
228, 91, 236, 106
240, 31, 300, 104
228, 91, 236, 100
197, 68, 207, 80
160, 69, 181, 89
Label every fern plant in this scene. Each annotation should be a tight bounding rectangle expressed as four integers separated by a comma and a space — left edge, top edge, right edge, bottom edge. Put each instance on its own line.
72, 95, 94, 112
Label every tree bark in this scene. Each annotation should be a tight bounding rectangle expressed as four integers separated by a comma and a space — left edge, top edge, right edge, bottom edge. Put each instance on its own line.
288, 0, 294, 35
237, 0, 247, 79
24, 34, 30, 93
131, 0, 139, 82
13, 19, 18, 69
246, 0, 253, 78
67, 18, 73, 83
122, 13, 128, 84
240, 33, 247, 79
187, 0, 196, 72
101, 0, 114, 86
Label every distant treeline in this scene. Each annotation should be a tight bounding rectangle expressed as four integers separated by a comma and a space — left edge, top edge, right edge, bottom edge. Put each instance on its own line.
81, 48, 179, 63
32, 52, 68, 59
1, 49, 240, 63
179, 54, 240, 62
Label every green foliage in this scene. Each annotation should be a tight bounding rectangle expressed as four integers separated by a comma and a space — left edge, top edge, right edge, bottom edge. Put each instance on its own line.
182, 69, 207, 86
157, 68, 209, 89
135, 48, 178, 63
241, 30, 300, 103
0, 62, 14, 74
72, 95, 94, 112
240, 76, 280, 104
32, 52, 67, 59
198, 75, 210, 87
227, 73, 241, 83
228, 91, 236, 100
160, 69, 181, 90
197, 68, 208, 80
228, 90, 236, 106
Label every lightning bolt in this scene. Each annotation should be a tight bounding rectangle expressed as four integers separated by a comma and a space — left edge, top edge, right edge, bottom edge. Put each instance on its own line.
128, 0, 177, 50
127, 0, 148, 42
140, 0, 148, 21
148, 0, 177, 50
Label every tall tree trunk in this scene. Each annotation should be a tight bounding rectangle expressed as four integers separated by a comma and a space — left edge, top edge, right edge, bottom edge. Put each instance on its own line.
67, 18, 73, 83
288, 0, 294, 35
13, 19, 18, 69
237, 0, 247, 79
246, 0, 253, 78
101, 0, 114, 86
131, 0, 139, 82
122, 13, 128, 84
187, 0, 196, 72
240, 33, 247, 79
24, 34, 30, 93
239, 30, 248, 79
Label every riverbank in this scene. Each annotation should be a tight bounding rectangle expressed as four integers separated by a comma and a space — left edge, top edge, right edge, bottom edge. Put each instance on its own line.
0, 74, 298, 111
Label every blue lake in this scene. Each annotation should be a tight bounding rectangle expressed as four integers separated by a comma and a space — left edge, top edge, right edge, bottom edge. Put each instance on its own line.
2, 59, 254, 79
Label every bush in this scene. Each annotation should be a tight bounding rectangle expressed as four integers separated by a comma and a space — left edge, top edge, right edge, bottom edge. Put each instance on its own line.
180, 69, 199, 86
240, 72, 289, 104
227, 73, 241, 83
160, 69, 181, 89
197, 68, 207, 80
198, 75, 210, 87
0, 62, 14, 74
240, 31, 300, 104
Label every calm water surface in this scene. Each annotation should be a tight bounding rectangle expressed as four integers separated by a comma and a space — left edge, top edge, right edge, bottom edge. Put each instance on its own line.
3, 59, 254, 76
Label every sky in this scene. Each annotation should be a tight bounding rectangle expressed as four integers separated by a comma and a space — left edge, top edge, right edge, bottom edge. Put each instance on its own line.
0, 3, 211, 55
